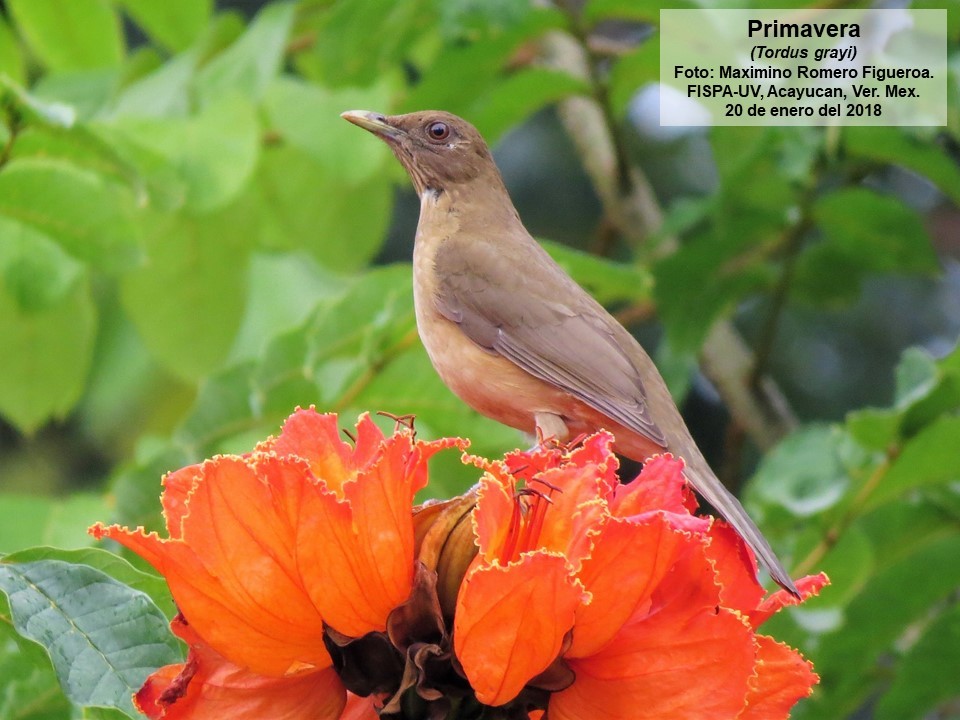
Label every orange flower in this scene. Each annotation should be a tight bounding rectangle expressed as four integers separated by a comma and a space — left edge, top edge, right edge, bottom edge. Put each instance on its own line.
91, 409, 825, 719
453, 433, 828, 718
91, 409, 458, 719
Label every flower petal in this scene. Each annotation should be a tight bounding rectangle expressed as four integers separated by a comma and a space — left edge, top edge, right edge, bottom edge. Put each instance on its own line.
94, 454, 330, 676
738, 635, 818, 720
568, 514, 691, 658
610, 454, 698, 519
136, 618, 345, 720
749, 572, 830, 628
703, 522, 766, 613
339, 693, 382, 720
260, 409, 384, 496
455, 552, 582, 706
161, 464, 202, 539
472, 470, 516, 563
299, 430, 460, 637
550, 542, 756, 720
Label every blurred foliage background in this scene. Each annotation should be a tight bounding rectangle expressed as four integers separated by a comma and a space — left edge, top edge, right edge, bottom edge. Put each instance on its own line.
0, 0, 958, 718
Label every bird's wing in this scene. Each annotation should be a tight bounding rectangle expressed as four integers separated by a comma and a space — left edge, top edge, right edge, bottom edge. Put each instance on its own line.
432, 235, 667, 447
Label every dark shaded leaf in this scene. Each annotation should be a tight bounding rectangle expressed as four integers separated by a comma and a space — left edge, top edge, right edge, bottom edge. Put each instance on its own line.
4, 547, 175, 620
0, 560, 180, 717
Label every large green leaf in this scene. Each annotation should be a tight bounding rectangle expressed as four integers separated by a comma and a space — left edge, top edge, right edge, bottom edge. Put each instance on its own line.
793, 188, 939, 305
0, 158, 142, 273
120, 202, 255, 381
747, 424, 850, 519
4, 548, 175, 620
0, 559, 180, 718
543, 240, 653, 306
875, 602, 960, 720
115, 0, 212, 52
655, 224, 774, 351
0, 495, 108, 554
402, 7, 566, 118
262, 77, 392, 186
253, 145, 392, 271
0, 624, 71, 720
0, 216, 85, 313
866, 415, 960, 510
108, 51, 197, 119
0, 15, 26, 85
466, 67, 588, 145
803, 532, 960, 719
113, 94, 259, 212
0, 270, 96, 434
7, 0, 123, 71
845, 126, 960, 206
298, 0, 432, 88
193, 1, 295, 103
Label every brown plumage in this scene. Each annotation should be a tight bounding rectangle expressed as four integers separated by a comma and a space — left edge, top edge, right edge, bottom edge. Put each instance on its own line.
342, 109, 799, 597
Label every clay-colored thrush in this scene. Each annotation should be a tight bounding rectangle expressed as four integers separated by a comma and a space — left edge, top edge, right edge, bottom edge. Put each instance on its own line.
342, 109, 799, 597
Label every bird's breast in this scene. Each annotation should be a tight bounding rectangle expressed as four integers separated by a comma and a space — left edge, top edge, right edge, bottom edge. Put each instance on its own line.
412, 228, 573, 435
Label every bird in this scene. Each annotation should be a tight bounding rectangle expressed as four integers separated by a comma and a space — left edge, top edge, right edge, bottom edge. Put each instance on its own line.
341, 109, 799, 597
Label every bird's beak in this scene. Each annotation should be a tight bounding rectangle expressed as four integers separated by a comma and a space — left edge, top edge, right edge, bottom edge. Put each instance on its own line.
341, 110, 403, 139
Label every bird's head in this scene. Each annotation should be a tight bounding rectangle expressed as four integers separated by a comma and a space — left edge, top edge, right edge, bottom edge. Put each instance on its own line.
341, 110, 496, 198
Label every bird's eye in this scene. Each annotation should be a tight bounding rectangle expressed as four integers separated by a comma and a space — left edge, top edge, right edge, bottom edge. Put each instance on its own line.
427, 121, 450, 141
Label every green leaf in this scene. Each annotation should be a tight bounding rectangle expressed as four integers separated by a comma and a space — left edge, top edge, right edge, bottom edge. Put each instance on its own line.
806, 532, 960, 719
79, 707, 135, 720
794, 188, 939, 305
0, 273, 96, 434
468, 68, 588, 144
229, 252, 348, 363
175, 267, 388, 445
866, 415, 960, 510
109, 51, 197, 119
894, 346, 940, 408
7, 0, 123, 71
0, 15, 26, 85
747, 424, 850, 518
0, 216, 85, 313
194, 1, 295, 103
109, 443, 191, 536
0, 158, 142, 273
300, 0, 433, 88
609, 37, 659, 118
0, 636, 70, 720
542, 240, 653, 306
845, 126, 960, 206
253, 145, 392, 271
262, 76, 392, 186
0, 495, 108, 554
655, 224, 774, 351
29, 69, 119, 121
0, 559, 180, 718
121, 202, 255, 381
113, 94, 259, 212
115, 0, 212, 52
4, 547, 175, 620
845, 407, 900, 451
402, 7, 566, 117
584, 0, 681, 24
875, 603, 960, 720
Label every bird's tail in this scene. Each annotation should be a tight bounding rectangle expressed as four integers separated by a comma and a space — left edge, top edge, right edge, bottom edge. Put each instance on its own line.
680, 442, 800, 598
